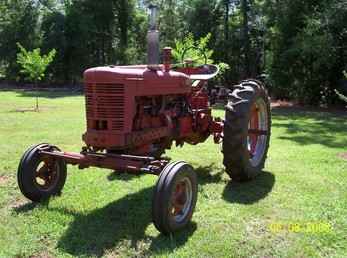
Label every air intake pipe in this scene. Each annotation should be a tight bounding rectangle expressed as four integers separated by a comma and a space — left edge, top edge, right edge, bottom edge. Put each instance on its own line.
147, 5, 160, 70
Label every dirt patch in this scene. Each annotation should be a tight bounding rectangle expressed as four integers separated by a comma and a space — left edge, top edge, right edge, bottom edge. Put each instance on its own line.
9, 106, 58, 113
338, 153, 347, 160
271, 100, 347, 115
11, 108, 38, 113
0, 175, 9, 186
271, 100, 297, 108
10, 197, 37, 213
29, 251, 54, 258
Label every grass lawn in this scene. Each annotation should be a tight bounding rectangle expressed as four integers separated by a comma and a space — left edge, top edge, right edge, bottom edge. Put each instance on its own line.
0, 90, 346, 258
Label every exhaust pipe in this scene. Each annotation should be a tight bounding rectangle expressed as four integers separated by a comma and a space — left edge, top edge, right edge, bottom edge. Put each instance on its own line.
147, 5, 160, 70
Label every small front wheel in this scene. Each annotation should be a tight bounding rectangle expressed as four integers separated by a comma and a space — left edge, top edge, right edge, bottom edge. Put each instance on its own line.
152, 161, 198, 235
17, 143, 67, 202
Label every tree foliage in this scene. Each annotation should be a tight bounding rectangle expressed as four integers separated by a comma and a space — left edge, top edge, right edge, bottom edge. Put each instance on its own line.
0, 0, 39, 80
172, 33, 230, 84
17, 43, 56, 82
172, 33, 214, 65
264, 0, 347, 104
0, 0, 346, 105
16, 43, 56, 110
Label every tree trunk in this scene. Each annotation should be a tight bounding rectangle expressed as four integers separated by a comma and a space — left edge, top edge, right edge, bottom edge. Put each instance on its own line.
118, 0, 129, 64
35, 80, 39, 111
241, 0, 251, 78
224, 0, 230, 42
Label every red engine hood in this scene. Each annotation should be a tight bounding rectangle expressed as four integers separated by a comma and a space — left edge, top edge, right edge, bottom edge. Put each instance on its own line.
84, 65, 189, 85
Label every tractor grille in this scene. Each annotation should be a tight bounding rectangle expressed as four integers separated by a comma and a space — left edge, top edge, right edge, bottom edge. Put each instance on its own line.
85, 83, 125, 131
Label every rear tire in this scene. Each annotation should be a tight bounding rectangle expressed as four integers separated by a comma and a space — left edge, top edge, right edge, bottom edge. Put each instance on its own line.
152, 161, 198, 235
222, 80, 271, 181
17, 144, 67, 202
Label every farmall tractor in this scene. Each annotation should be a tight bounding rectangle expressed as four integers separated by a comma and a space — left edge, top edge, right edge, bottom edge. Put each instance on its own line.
17, 6, 271, 235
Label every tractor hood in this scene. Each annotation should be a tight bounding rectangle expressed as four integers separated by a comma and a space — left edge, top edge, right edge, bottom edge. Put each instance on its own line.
84, 65, 190, 86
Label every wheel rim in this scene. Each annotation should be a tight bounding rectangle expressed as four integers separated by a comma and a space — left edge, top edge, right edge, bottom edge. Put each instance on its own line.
170, 177, 193, 223
247, 98, 269, 167
34, 157, 60, 191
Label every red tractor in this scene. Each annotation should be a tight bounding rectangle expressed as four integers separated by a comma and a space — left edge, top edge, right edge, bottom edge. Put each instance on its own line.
17, 6, 271, 235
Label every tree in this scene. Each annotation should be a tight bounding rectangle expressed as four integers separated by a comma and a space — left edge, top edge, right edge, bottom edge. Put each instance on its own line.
0, 0, 39, 80
16, 43, 56, 111
0, 0, 346, 106
240, 0, 250, 77
184, 0, 223, 43
41, 11, 67, 82
172, 33, 214, 65
172, 33, 230, 84
264, 0, 347, 104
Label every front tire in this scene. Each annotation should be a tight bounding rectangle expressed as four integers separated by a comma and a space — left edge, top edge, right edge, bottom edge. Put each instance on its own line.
152, 161, 198, 235
222, 80, 271, 181
17, 143, 67, 202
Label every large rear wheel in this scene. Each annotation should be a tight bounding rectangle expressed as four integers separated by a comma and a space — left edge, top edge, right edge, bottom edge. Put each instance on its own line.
222, 80, 271, 181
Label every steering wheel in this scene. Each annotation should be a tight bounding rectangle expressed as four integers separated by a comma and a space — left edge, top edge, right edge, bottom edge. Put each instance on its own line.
181, 46, 208, 66
178, 46, 220, 80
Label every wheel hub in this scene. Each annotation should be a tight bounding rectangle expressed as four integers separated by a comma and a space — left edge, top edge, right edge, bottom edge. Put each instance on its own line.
35, 157, 59, 190
248, 98, 269, 167
170, 177, 193, 222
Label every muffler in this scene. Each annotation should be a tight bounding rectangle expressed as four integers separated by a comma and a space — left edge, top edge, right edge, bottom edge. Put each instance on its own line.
147, 5, 160, 70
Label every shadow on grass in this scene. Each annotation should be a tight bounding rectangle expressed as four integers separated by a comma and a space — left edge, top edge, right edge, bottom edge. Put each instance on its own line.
50, 186, 196, 257
106, 172, 146, 182
1, 89, 82, 99
194, 164, 224, 185
13, 196, 56, 214
12, 164, 273, 256
13, 202, 38, 213
272, 107, 347, 149
194, 165, 275, 204
223, 171, 275, 204
13, 185, 196, 257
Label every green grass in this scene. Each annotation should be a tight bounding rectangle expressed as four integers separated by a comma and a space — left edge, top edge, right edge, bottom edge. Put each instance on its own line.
0, 90, 346, 258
